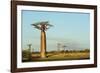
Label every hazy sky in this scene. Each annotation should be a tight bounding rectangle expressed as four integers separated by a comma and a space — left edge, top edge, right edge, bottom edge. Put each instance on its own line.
21, 10, 90, 52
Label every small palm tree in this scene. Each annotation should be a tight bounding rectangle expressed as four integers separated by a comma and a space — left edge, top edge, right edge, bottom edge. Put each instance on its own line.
31, 21, 53, 58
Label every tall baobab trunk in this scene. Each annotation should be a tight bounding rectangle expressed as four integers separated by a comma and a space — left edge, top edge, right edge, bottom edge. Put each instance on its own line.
40, 30, 46, 58
31, 21, 53, 58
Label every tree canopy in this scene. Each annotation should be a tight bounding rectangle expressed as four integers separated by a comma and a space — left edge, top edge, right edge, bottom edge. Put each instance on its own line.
31, 21, 53, 31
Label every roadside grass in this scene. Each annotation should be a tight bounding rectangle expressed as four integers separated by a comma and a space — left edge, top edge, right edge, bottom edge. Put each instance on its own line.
22, 51, 90, 62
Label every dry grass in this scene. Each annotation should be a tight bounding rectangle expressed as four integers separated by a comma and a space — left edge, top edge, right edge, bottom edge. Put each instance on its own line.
22, 51, 90, 62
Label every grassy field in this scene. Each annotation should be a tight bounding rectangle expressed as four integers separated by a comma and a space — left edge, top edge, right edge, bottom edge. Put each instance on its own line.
22, 50, 90, 62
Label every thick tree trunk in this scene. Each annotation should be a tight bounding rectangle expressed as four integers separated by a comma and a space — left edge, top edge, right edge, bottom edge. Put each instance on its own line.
40, 31, 46, 58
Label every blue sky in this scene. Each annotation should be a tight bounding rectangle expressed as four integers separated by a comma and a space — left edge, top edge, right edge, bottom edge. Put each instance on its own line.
21, 10, 90, 52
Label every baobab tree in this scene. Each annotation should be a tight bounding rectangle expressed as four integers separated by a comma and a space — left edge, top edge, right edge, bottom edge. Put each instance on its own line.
31, 21, 53, 58
27, 44, 32, 60
63, 45, 67, 51
62, 45, 67, 55
57, 43, 61, 53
